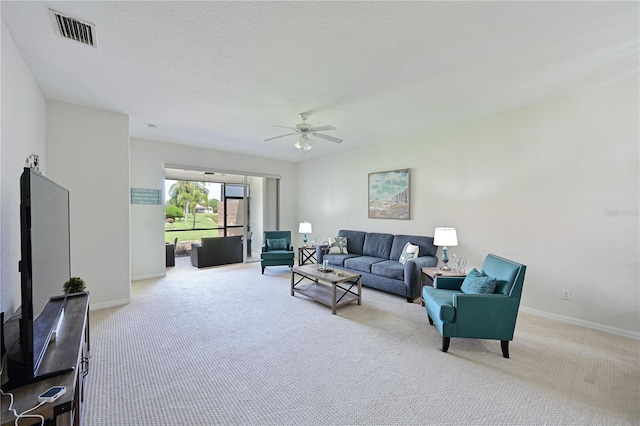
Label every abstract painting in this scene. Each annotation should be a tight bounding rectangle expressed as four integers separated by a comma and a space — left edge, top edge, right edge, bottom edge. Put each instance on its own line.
368, 169, 410, 219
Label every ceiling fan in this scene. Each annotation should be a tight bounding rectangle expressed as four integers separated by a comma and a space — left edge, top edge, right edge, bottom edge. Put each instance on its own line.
265, 112, 343, 150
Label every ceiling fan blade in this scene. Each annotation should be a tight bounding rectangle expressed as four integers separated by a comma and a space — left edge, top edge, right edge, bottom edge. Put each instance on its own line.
312, 133, 343, 144
309, 125, 336, 132
265, 132, 297, 142
273, 125, 297, 130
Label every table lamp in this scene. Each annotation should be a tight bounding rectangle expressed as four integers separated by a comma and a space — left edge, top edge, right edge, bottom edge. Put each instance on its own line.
298, 221, 312, 246
434, 227, 458, 270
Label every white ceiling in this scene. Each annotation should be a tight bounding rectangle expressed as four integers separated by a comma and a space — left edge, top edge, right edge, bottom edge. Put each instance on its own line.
2, 1, 638, 163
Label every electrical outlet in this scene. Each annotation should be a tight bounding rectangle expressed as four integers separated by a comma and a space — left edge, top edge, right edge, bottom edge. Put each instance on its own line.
562, 290, 571, 300
146, 259, 151, 265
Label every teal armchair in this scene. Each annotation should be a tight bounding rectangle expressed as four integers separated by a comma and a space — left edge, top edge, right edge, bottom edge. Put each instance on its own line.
422, 254, 527, 358
260, 231, 295, 274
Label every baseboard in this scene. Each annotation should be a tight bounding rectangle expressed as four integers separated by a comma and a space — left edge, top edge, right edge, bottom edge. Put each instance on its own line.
520, 306, 640, 340
131, 272, 166, 281
89, 298, 131, 311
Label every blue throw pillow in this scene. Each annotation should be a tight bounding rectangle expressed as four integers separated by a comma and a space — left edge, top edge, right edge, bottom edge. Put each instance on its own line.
493, 279, 512, 295
267, 238, 288, 250
460, 268, 497, 294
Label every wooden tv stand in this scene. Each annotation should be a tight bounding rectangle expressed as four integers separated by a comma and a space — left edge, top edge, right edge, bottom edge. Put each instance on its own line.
1, 294, 90, 426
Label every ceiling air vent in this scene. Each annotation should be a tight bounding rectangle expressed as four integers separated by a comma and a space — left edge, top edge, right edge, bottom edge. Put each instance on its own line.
49, 9, 96, 47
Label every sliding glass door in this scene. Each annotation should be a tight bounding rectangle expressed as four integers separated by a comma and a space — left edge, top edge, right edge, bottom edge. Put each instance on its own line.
164, 166, 278, 264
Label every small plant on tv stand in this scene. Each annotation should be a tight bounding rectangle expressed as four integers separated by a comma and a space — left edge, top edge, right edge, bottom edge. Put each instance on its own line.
63, 276, 86, 294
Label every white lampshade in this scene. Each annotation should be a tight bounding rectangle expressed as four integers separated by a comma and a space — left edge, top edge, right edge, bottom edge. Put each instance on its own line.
434, 227, 458, 247
298, 221, 312, 234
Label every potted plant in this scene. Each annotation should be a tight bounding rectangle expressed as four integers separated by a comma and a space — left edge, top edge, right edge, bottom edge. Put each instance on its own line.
63, 277, 86, 294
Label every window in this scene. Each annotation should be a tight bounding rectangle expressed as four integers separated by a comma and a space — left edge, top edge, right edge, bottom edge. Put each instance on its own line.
164, 179, 248, 253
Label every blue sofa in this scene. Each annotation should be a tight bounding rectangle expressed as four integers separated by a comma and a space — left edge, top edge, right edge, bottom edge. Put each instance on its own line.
316, 230, 438, 302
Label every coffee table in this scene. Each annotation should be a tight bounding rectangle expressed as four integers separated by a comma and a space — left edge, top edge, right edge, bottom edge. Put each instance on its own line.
291, 264, 362, 314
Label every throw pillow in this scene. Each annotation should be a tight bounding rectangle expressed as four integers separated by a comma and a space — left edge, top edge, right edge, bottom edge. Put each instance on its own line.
460, 268, 497, 294
399, 242, 419, 265
493, 279, 512, 295
328, 236, 348, 254
266, 238, 288, 251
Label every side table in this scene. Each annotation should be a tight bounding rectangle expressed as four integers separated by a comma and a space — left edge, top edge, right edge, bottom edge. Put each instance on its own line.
421, 267, 466, 306
298, 246, 318, 265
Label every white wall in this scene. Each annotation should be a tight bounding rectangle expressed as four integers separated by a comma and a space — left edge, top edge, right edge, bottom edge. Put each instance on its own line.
130, 138, 297, 280
298, 79, 639, 338
46, 101, 131, 310
0, 21, 47, 316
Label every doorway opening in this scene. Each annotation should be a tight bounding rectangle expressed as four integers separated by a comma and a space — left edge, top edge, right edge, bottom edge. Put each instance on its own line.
164, 166, 279, 264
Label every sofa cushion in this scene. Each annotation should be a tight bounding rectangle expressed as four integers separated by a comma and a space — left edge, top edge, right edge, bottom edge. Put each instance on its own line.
328, 236, 349, 254
390, 234, 437, 261
371, 260, 405, 280
423, 287, 457, 322
460, 268, 497, 294
324, 253, 359, 267
399, 242, 419, 265
266, 238, 288, 250
337, 230, 366, 255
363, 233, 394, 259
344, 256, 385, 273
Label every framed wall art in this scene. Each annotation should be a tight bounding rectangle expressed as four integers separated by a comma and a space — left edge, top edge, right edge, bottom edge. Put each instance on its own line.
368, 168, 410, 219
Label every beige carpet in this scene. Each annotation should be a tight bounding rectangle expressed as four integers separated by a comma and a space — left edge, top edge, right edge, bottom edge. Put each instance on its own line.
85, 257, 640, 425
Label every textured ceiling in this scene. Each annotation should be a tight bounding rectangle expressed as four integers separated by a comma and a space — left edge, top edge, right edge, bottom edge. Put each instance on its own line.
2, 1, 638, 162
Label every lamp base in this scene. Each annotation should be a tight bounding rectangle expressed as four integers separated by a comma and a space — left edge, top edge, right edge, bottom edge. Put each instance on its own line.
440, 246, 450, 271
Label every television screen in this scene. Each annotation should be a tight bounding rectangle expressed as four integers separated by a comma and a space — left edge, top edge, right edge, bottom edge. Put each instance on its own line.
2, 168, 72, 390
20, 168, 70, 375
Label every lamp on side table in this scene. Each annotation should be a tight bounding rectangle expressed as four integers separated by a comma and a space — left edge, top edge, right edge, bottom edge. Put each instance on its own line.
299, 221, 312, 247
434, 227, 458, 270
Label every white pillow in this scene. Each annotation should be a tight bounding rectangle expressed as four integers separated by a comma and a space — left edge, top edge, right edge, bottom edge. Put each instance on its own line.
399, 242, 419, 265
328, 236, 349, 254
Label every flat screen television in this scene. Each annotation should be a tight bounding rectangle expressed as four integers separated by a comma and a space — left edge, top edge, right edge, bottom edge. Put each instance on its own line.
2, 167, 72, 390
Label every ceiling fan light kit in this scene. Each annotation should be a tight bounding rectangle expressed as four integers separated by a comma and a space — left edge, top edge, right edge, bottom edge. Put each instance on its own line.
265, 112, 343, 151
294, 135, 315, 151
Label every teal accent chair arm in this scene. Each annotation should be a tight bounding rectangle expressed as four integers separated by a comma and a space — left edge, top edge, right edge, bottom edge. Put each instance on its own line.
433, 276, 465, 290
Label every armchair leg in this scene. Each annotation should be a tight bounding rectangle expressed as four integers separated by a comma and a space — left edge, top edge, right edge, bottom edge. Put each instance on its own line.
427, 314, 433, 326
261, 266, 265, 274
442, 337, 450, 353
501, 340, 510, 358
